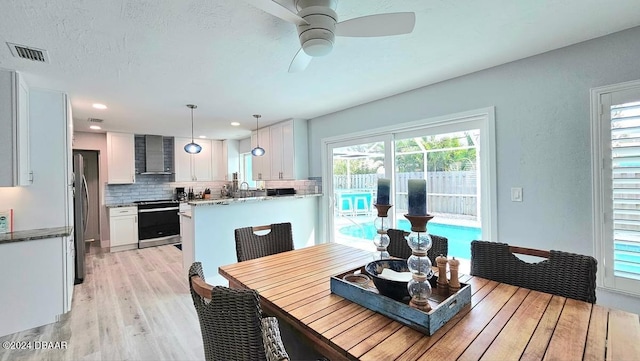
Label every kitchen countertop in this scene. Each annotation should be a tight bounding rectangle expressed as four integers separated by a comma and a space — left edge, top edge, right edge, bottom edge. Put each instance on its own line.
0, 226, 73, 245
106, 193, 323, 208
106, 203, 138, 208
187, 193, 322, 207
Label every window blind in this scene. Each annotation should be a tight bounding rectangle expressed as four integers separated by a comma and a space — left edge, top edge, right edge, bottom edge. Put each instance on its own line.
610, 101, 640, 280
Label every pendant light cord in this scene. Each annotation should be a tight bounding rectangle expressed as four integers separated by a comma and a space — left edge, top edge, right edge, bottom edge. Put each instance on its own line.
255, 114, 260, 146
190, 105, 196, 142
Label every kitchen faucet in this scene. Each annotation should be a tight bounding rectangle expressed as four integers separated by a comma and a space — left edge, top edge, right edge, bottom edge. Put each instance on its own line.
238, 181, 250, 198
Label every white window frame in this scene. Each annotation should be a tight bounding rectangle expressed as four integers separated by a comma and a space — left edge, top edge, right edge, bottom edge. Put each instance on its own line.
321, 107, 497, 245
239, 152, 256, 188
591, 79, 640, 296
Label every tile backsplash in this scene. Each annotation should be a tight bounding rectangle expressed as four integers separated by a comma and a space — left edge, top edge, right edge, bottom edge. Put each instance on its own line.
104, 176, 322, 204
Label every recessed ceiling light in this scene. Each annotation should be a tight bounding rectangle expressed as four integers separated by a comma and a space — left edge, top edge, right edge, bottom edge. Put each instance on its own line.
230, 122, 240, 126
198, 135, 207, 139
89, 125, 101, 130
92, 103, 107, 110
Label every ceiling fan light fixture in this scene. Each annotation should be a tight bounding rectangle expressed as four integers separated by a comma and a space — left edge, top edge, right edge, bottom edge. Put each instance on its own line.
184, 104, 202, 154
251, 114, 265, 157
302, 38, 333, 56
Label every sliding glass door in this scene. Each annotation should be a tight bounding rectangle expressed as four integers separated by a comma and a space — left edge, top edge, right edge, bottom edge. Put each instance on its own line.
328, 136, 390, 251
323, 109, 496, 261
394, 129, 481, 260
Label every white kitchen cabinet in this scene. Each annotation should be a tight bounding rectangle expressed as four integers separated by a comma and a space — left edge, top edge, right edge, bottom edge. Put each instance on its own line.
214, 139, 239, 181
0, 236, 70, 337
211, 140, 225, 181
179, 212, 194, 277
109, 207, 138, 251
174, 137, 213, 182
63, 235, 75, 312
251, 127, 271, 181
268, 119, 308, 180
0, 70, 32, 186
226, 140, 240, 180
107, 132, 135, 184
270, 122, 286, 180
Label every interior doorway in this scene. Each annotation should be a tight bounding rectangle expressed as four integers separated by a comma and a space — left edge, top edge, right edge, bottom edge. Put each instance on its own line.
73, 150, 100, 246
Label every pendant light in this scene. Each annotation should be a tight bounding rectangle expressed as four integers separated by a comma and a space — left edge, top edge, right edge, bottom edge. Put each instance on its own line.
184, 104, 202, 154
251, 114, 265, 156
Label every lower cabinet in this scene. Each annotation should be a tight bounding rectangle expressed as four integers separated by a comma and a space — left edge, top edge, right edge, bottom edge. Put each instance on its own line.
0, 237, 71, 337
109, 207, 138, 251
64, 235, 75, 312
179, 212, 194, 277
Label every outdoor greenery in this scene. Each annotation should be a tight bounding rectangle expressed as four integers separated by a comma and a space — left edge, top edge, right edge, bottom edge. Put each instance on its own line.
333, 134, 477, 175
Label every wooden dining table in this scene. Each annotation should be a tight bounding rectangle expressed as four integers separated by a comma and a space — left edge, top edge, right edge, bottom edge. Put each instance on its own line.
218, 243, 640, 361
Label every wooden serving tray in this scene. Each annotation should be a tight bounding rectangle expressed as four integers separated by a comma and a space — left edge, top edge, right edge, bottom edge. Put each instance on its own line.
330, 266, 471, 336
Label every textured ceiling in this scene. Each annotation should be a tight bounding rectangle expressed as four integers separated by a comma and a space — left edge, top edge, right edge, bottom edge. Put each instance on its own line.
1, 0, 639, 140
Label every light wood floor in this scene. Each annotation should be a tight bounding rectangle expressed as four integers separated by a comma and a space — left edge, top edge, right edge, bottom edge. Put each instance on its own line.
0, 245, 204, 361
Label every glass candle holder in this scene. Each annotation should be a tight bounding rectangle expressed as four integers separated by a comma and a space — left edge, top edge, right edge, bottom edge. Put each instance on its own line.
372, 204, 393, 260
404, 214, 434, 311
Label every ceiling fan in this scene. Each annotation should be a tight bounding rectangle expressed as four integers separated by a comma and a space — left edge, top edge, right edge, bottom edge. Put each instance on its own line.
243, 0, 416, 72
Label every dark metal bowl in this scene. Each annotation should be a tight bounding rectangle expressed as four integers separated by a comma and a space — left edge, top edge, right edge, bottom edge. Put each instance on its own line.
365, 259, 410, 301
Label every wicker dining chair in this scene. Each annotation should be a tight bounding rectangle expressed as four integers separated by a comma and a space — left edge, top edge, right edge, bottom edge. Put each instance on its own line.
470, 240, 597, 303
235, 223, 294, 262
188, 262, 290, 361
387, 228, 448, 263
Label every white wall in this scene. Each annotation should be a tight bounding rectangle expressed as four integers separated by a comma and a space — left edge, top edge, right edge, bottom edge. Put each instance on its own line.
307, 26, 640, 313
238, 137, 252, 153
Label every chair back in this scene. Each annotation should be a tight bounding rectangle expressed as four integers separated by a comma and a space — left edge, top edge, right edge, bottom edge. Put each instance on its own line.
470, 240, 597, 303
235, 223, 294, 262
387, 228, 448, 263
189, 262, 268, 361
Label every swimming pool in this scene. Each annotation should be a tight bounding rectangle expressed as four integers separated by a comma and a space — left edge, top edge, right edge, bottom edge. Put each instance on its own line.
338, 219, 481, 259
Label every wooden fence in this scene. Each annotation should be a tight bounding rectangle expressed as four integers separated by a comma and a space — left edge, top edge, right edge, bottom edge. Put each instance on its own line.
334, 171, 477, 216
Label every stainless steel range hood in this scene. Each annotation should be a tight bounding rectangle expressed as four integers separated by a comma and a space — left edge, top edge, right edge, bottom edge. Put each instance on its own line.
141, 135, 171, 174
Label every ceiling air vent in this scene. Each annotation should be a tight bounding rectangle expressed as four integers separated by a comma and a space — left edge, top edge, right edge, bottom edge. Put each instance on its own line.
88, 118, 104, 123
7, 42, 50, 63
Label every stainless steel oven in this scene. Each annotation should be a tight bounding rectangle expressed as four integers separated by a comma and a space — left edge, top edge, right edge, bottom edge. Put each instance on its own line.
135, 200, 180, 248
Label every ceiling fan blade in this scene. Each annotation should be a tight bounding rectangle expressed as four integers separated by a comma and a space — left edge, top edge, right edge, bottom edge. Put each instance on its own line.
243, 0, 309, 26
288, 48, 312, 73
335, 12, 415, 37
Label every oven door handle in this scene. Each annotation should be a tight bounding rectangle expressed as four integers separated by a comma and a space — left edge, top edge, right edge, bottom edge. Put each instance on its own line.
138, 207, 180, 213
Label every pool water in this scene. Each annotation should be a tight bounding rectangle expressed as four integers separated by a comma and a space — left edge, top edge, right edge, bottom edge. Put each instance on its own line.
338, 219, 481, 259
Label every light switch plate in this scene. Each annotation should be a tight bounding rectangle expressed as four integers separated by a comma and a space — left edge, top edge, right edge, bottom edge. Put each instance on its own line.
511, 187, 523, 202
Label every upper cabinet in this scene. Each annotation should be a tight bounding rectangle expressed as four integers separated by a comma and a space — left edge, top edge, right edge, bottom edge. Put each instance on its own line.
255, 119, 308, 181
107, 132, 135, 184
0, 70, 31, 186
174, 137, 213, 182
216, 139, 239, 181
251, 127, 271, 181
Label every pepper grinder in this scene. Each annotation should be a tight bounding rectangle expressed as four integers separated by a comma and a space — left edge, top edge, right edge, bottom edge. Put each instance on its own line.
448, 257, 461, 292
436, 254, 449, 290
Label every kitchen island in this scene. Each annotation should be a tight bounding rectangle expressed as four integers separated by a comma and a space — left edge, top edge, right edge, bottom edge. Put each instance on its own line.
179, 193, 322, 285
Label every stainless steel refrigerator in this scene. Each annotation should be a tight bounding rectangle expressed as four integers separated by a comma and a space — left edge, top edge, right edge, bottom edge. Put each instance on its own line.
73, 154, 89, 284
